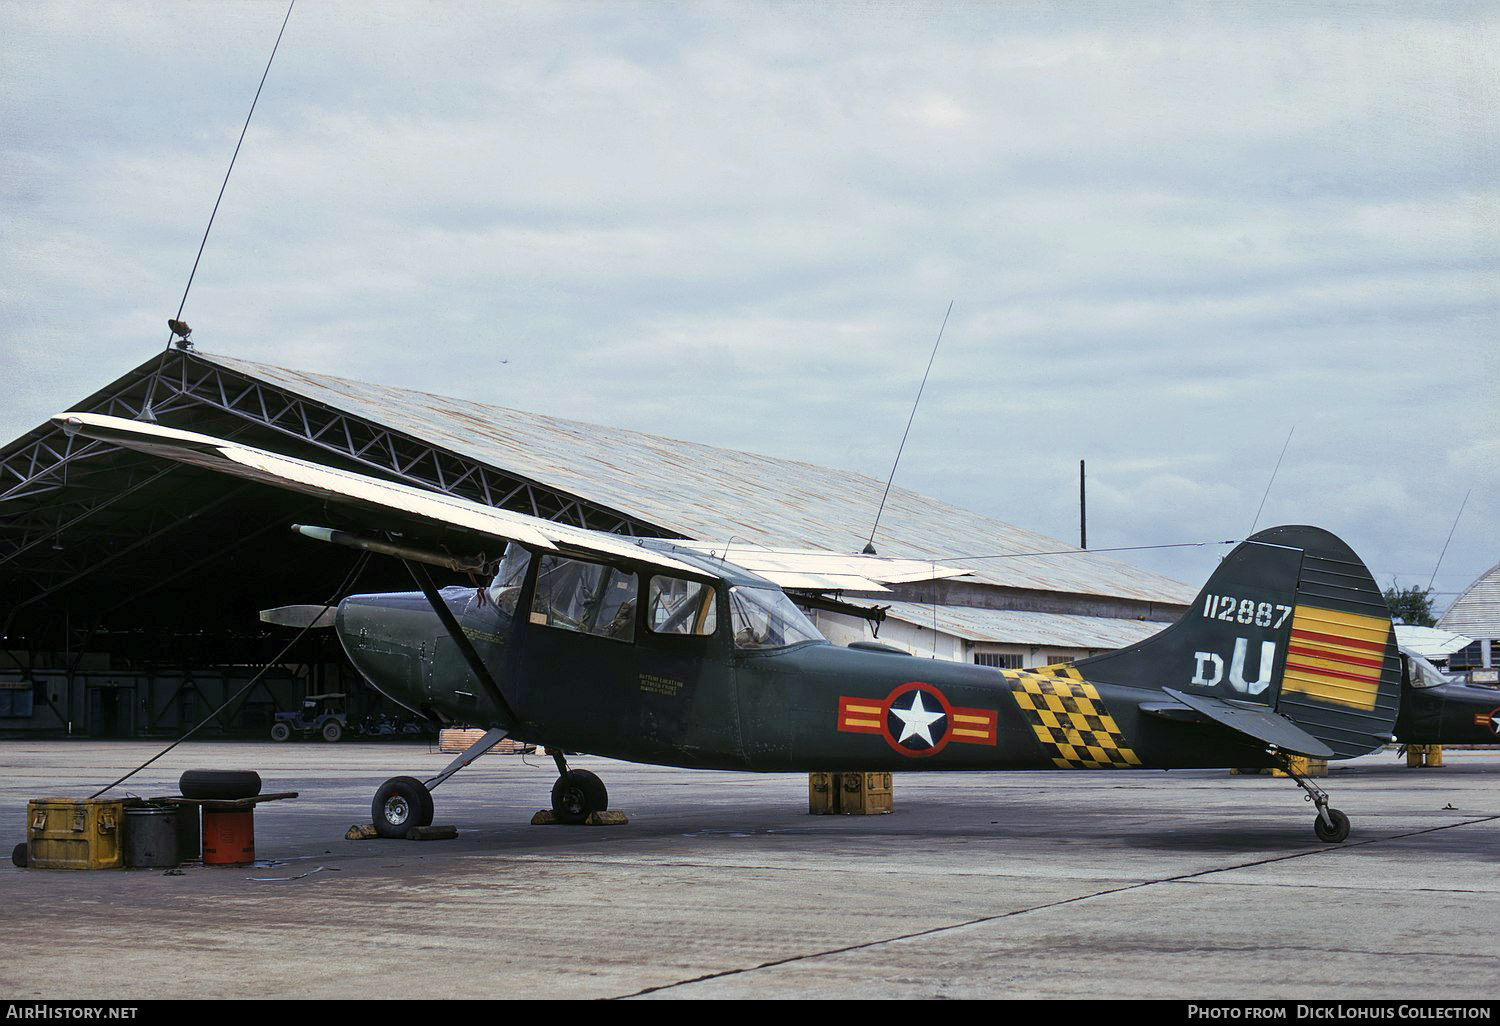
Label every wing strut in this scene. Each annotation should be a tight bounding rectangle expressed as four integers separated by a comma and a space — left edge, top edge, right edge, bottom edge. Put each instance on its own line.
402, 559, 522, 731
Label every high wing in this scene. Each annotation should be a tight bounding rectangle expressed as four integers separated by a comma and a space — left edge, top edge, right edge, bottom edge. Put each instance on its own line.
671, 541, 972, 592
55, 412, 709, 577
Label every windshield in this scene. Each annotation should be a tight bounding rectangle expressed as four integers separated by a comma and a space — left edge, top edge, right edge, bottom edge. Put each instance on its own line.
728, 587, 824, 650
486, 543, 532, 614
1406, 651, 1454, 690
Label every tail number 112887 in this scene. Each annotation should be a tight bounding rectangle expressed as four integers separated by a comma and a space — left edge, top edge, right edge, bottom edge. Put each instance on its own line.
1202, 594, 1292, 630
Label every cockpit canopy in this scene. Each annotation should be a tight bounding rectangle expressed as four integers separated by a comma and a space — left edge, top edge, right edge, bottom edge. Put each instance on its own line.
488, 542, 826, 651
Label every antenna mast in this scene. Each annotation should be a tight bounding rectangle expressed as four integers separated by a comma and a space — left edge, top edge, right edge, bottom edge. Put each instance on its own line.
168, 0, 297, 348
1079, 459, 1087, 549
1249, 425, 1295, 536
1428, 489, 1470, 593
864, 301, 953, 554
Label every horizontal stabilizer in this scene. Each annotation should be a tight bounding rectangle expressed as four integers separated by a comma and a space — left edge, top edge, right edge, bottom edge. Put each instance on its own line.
1163, 688, 1334, 758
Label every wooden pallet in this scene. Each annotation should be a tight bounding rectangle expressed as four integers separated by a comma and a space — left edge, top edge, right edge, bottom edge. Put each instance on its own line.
437, 728, 536, 755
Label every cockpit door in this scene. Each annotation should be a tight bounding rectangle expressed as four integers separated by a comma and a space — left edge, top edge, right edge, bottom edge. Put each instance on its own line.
633, 574, 741, 761
514, 553, 642, 754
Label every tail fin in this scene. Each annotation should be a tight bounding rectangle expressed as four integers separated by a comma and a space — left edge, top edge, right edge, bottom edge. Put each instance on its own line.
1076, 525, 1401, 758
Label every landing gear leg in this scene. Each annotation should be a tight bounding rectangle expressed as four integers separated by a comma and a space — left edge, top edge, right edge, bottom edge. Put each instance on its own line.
1278, 754, 1350, 843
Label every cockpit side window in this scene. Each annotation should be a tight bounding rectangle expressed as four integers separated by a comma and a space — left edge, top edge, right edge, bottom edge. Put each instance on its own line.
728, 586, 823, 650
530, 555, 638, 643
647, 576, 718, 636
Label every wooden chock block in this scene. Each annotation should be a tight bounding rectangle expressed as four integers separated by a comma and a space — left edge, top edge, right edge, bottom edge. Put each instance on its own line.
405, 825, 458, 841
531, 809, 627, 825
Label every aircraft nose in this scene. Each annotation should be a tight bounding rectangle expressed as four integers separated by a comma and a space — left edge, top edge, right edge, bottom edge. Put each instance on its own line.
335, 592, 437, 711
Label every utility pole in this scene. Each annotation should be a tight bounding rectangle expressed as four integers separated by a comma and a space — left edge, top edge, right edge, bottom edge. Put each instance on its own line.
1079, 459, 1087, 550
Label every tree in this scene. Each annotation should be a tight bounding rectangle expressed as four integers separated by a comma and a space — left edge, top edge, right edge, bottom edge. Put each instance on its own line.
1384, 584, 1436, 627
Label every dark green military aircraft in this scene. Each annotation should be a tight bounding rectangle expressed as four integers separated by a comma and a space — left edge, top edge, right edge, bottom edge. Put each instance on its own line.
60, 412, 1407, 844
1396, 646, 1500, 749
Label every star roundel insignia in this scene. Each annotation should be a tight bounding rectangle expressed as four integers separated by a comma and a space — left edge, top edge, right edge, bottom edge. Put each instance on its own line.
837, 684, 998, 754
880, 682, 954, 758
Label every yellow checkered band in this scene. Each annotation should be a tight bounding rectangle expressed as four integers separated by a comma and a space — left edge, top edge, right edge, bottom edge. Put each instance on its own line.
1005, 672, 1142, 769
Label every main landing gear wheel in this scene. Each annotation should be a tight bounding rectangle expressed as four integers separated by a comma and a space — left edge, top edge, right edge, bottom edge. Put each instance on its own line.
373, 776, 434, 838
551, 769, 608, 824
1314, 808, 1350, 844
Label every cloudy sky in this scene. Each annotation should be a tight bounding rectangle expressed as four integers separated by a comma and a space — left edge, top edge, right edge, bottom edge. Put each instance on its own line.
3, 1, 1496, 611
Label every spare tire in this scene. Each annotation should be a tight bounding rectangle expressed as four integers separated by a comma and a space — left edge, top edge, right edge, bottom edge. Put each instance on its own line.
179, 769, 262, 801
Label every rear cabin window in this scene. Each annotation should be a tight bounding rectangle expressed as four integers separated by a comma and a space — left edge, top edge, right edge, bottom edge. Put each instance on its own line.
530, 555, 638, 643
647, 576, 717, 636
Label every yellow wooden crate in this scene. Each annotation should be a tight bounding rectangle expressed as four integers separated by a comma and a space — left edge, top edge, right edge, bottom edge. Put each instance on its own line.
808, 772, 893, 815
1406, 744, 1444, 768
808, 772, 838, 814
26, 799, 125, 870
838, 771, 893, 815
1270, 757, 1327, 778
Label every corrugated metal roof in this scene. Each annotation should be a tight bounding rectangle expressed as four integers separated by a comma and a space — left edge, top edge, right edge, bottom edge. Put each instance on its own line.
1437, 561, 1500, 636
879, 600, 1173, 649
196, 351, 1196, 605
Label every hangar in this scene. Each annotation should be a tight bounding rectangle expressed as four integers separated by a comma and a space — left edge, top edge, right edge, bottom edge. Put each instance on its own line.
0, 348, 1192, 737
1438, 560, 1500, 673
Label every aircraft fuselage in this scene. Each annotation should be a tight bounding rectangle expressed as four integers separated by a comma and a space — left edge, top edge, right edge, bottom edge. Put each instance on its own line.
335, 574, 1278, 776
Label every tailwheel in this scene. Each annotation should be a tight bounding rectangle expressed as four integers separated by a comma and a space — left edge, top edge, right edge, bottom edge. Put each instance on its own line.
373, 775, 434, 838
1314, 808, 1350, 844
551, 769, 608, 824
1277, 753, 1351, 844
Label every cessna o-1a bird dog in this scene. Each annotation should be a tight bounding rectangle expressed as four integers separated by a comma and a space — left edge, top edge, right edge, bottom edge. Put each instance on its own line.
60, 413, 1404, 844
